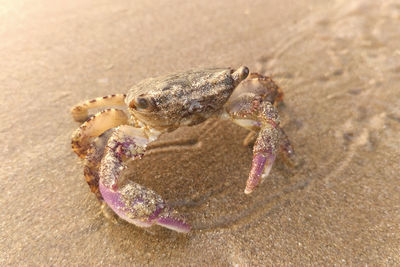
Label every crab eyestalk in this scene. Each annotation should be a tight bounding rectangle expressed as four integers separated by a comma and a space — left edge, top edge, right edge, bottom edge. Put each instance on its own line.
231, 66, 249, 86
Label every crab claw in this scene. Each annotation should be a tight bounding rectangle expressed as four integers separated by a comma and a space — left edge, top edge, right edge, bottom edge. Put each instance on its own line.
244, 126, 279, 194
99, 182, 191, 233
99, 125, 191, 233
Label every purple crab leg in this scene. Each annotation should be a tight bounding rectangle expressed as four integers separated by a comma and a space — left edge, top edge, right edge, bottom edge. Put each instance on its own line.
99, 125, 191, 233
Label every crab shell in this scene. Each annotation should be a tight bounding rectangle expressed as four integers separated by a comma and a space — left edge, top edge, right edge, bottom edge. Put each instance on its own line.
125, 67, 249, 131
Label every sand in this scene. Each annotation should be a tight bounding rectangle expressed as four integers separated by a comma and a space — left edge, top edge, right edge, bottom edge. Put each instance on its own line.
1, 0, 400, 265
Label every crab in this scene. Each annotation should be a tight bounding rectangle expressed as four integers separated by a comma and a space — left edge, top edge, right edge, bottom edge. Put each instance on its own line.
70, 66, 295, 233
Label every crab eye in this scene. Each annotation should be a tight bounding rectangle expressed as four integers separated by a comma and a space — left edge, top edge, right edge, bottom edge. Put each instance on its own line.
130, 95, 156, 111
136, 97, 149, 109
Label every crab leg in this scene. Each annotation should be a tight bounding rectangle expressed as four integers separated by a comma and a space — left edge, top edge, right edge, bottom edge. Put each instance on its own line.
99, 125, 191, 233
277, 127, 296, 164
71, 94, 126, 122
83, 129, 113, 199
242, 130, 257, 146
71, 108, 128, 158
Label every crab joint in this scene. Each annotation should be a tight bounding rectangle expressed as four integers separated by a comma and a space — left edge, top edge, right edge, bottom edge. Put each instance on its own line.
71, 109, 129, 158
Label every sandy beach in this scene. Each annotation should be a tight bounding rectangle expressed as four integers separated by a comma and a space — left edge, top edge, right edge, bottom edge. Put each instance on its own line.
1, 0, 399, 265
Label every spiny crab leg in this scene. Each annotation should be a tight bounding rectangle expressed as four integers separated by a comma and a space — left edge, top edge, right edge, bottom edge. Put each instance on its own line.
71, 94, 126, 122
99, 125, 191, 233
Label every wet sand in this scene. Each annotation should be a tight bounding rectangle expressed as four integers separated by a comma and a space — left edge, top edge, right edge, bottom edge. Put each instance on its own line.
1, 0, 400, 265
